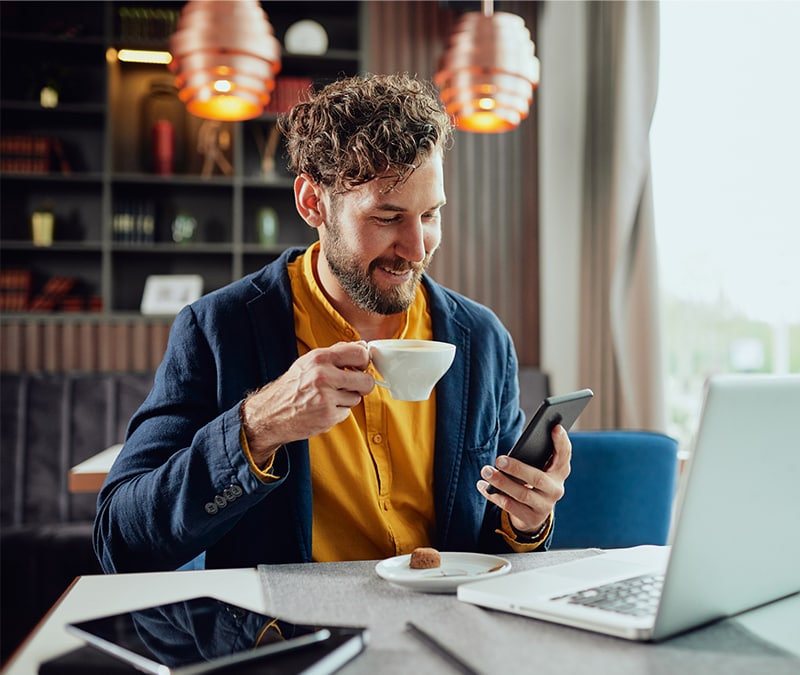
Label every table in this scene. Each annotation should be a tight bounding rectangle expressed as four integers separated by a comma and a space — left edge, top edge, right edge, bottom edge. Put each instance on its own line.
4, 551, 798, 675
68, 444, 121, 493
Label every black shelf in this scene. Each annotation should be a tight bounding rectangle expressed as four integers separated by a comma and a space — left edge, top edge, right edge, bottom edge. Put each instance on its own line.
0, 0, 363, 319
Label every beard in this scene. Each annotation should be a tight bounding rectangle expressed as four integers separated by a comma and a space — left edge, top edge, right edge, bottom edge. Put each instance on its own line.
323, 214, 435, 316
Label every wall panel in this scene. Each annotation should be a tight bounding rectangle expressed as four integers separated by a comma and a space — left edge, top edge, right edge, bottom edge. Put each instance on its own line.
0, 318, 171, 373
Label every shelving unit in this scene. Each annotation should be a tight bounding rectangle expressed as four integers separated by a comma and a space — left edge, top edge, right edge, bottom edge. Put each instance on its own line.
1, 0, 363, 318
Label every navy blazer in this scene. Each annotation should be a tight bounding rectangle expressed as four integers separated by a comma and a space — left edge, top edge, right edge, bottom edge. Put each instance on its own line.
94, 248, 527, 573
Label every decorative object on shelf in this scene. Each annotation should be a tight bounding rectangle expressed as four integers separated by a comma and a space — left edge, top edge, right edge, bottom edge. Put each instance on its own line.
141, 80, 185, 174
152, 120, 174, 175
40, 86, 58, 109
171, 212, 198, 243
168, 0, 282, 122
197, 120, 233, 177
251, 122, 281, 177
140, 274, 203, 315
256, 207, 279, 245
434, 0, 540, 133
284, 19, 328, 55
35, 62, 66, 108
31, 201, 55, 247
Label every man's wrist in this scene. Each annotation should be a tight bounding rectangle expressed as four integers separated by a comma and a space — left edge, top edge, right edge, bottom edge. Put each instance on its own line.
239, 400, 280, 475
509, 512, 552, 543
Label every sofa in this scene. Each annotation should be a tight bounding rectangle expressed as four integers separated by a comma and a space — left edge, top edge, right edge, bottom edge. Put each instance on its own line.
0, 371, 154, 664
0, 366, 548, 664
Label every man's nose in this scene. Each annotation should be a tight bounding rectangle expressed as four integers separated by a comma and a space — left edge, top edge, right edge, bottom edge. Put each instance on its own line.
395, 220, 428, 263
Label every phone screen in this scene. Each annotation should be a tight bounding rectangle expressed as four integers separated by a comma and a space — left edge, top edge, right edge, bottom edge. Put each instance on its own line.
487, 388, 593, 494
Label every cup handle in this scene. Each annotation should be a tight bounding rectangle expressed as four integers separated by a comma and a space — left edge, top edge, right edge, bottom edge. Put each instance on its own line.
373, 377, 390, 390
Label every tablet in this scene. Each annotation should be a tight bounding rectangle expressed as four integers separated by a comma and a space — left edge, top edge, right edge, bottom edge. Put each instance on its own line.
65, 596, 368, 675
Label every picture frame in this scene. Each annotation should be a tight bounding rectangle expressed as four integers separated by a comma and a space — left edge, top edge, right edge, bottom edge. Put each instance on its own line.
140, 274, 203, 315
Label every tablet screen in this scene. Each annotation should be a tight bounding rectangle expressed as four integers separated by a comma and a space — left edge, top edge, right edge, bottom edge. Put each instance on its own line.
66, 596, 367, 674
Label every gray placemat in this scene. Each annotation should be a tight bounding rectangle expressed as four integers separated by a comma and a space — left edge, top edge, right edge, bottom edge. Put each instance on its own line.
256, 552, 799, 675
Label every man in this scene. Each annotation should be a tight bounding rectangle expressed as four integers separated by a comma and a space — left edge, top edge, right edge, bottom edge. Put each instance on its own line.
94, 73, 571, 574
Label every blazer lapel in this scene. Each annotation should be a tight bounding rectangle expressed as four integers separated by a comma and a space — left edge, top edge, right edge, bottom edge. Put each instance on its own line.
427, 279, 471, 546
244, 250, 315, 561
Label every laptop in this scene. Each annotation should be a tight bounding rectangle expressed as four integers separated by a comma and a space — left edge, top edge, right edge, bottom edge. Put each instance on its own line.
458, 374, 800, 641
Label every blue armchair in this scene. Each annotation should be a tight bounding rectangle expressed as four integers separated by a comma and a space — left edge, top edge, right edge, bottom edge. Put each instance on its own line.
550, 430, 680, 550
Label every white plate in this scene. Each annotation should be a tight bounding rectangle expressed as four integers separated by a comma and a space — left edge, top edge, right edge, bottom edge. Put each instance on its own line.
375, 552, 511, 594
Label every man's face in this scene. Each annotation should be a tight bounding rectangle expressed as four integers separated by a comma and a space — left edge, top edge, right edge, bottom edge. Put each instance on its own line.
319, 155, 445, 316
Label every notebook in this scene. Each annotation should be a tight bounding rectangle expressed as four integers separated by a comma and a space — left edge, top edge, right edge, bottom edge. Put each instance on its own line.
458, 373, 800, 641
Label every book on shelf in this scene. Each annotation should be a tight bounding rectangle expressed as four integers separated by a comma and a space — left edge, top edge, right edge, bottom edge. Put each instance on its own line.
0, 269, 32, 311
28, 275, 76, 311
113, 200, 155, 243
0, 134, 71, 174
264, 76, 314, 114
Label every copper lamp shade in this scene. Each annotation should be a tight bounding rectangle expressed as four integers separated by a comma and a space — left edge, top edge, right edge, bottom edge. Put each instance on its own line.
168, 0, 281, 122
434, 3, 540, 133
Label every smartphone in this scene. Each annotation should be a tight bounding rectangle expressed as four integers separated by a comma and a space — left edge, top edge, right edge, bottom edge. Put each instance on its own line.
487, 388, 593, 494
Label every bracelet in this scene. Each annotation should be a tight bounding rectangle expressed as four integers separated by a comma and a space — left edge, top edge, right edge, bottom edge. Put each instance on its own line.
511, 513, 551, 543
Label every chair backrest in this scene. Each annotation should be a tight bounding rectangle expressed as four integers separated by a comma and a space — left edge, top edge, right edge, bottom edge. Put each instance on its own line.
550, 430, 679, 550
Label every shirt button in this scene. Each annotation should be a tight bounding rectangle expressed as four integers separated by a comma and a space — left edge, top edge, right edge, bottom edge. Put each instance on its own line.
204, 502, 218, 515
372, 433, 383, 444
344, 328, 354, 338
382, 500, 390, 511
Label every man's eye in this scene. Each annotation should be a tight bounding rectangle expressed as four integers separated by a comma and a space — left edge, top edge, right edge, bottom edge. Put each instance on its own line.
376, 215, 400, 224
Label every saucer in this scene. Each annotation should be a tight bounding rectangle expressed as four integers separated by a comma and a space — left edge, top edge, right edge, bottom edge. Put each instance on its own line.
375, 552, 511, 594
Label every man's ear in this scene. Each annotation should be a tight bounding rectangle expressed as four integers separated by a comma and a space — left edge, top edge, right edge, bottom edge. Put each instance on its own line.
294, 174, 327, 229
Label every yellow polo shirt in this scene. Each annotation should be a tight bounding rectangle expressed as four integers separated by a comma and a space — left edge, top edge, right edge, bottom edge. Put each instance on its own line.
288, 243, 437, 561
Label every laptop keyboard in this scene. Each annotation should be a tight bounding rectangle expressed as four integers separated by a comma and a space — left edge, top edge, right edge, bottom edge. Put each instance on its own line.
552, 574, 665, 617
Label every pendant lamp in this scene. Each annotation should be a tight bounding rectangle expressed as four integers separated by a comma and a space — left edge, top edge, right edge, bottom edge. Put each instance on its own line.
434, 0, 540, 133
168, 0, 281, 122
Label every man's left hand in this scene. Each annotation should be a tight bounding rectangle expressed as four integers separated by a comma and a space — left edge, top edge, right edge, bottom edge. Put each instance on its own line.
477, 424, 572, 535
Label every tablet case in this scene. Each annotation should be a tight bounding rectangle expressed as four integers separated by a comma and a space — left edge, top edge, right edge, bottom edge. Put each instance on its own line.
39, 628, 368, 675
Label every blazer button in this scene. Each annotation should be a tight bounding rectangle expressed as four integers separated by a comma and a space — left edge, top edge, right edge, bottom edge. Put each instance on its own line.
223, 486, 240, 501
228, 484, 243, 498
214, 494, 228, 508
204, 502, 218, 515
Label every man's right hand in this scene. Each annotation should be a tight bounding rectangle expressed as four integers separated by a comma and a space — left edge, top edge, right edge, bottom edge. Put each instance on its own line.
240, 341, 374, 468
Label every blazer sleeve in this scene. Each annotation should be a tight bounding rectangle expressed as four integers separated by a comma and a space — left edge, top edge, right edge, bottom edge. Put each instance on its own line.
93, 305, 289, 573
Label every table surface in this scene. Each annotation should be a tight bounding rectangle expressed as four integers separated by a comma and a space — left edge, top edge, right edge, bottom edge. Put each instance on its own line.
4, 550, 799, 675
67, 443, 121, 493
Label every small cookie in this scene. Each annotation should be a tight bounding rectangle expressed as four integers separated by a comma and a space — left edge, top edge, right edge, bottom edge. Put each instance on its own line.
409, 547, 441, 569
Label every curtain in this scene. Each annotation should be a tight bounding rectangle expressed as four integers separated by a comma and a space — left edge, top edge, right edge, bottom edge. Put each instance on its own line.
365, 1, 542, 367
579, 1, 665, 430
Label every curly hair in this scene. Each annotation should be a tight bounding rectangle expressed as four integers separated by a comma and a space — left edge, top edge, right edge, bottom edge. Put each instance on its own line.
277, 73, 453, 194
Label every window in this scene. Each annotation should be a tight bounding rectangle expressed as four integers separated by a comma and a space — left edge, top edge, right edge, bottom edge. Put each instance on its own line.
651, 1, 800, 452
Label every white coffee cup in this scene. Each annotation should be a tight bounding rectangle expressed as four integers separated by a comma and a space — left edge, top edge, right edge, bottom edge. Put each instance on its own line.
368, 339, 456, 401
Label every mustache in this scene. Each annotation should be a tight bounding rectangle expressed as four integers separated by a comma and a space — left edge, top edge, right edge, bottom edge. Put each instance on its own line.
370, 255, 430, 275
